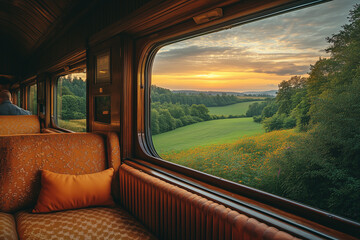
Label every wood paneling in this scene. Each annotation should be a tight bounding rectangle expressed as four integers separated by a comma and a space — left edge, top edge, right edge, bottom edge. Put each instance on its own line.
0, 0, 76, 54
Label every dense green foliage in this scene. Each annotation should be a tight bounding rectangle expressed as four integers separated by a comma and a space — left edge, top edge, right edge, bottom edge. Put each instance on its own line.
57, 76, 86, 120
151, 102, 211, 134
256, 4, 360, 221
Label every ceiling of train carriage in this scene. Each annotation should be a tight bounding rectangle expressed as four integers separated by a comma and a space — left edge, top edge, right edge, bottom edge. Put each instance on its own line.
0, 0, 87, 83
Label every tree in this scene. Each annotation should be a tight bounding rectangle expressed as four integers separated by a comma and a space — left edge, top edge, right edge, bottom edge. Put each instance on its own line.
61, 95, 85, 120
158, 109, 176, 133
261, 4, 360, 221
151, 109, 160, 135
190, 104, 210, 121
276, 76, 306, 115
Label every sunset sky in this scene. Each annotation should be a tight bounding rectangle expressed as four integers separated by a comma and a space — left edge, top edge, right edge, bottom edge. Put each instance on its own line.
152, 0, 358, 92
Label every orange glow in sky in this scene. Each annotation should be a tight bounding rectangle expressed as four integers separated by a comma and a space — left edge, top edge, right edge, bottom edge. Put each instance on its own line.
152, 0, 357, 92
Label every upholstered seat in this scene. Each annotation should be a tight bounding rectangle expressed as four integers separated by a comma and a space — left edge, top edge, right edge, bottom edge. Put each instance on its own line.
0, 115, 40, 135
0, 212, 18, 240
0, 132, 300, 239
15, 207, 156, 240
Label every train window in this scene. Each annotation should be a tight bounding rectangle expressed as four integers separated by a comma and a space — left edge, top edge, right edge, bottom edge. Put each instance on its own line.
27, 84, 37, 114
150, 0, 360, 222
54, 72, 86, 132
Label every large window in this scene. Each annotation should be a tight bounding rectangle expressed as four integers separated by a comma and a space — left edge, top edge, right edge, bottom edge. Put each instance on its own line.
150, 0, 360, 222
27, 84, 37, 115
55, 72, 86, 132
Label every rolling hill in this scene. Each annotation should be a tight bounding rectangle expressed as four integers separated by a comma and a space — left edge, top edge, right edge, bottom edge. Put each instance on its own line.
152, 117, 264, 154
208, 101, 262, 116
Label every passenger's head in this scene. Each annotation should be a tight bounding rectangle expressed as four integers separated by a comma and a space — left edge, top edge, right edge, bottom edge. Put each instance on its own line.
0, 90, 12, 104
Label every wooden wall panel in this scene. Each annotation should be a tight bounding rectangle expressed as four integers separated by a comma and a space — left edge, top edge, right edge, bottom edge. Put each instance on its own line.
23, 0, 149, 79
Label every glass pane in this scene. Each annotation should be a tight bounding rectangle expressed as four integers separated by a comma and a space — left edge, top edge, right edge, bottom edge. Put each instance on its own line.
150, 0, 360, 222
56, 72, 87, 132
28, 84, 37, 115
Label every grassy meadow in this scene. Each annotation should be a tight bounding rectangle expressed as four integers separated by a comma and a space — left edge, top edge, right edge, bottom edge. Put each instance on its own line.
151, 101, 302, 192
58, 119, 86, 132
208, 101, 262, 116
152, 117, 264, 154
161, 129, 302, 187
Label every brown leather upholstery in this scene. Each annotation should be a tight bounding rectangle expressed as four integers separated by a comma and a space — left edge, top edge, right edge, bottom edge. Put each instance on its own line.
0, 115, 40, 135
0, 212, 18, 240
16, 207, 156, 240
119, 164, 300, 240
0, 133, 120, 213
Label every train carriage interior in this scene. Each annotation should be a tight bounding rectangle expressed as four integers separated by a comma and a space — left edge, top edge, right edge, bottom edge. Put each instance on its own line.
0, 0, 359, 239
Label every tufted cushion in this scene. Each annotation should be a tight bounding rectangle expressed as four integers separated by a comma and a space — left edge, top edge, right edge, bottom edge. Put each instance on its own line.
0, 115, 40, 135
0, 133, 108, 212
0, 212, 18, 240
16, 207, 157, 240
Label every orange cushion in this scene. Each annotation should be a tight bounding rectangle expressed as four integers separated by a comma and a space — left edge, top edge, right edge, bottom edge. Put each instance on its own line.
33, 168, 115, 213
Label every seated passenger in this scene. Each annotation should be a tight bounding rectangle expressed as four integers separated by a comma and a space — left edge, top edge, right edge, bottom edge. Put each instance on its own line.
0, 90, 31, 115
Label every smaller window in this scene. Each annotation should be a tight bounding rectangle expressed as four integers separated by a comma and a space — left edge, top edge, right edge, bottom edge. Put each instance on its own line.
54, 73, 87, 132
27, 84, 37, 115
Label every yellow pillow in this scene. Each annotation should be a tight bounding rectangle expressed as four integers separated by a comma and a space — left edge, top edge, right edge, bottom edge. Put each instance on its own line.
33, 168, 115, 213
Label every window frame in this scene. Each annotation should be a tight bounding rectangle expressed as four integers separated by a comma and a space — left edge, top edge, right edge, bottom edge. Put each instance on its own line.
133, 0, 360, 238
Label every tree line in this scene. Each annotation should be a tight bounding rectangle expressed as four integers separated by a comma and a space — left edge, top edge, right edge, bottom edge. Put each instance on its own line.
150, 86, 260, 135
249, 4, 360, 221
151, 102, 211, 134
151, 85, 262, 107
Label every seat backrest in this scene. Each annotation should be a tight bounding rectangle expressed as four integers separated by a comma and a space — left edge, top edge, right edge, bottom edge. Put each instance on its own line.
0, 115, 40, 135
0, 133, 114, 212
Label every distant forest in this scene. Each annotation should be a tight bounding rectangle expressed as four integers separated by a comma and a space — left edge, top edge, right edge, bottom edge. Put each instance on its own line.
151, 86, 264, 134
151, 86, 263, 107
57, 76, 86, 120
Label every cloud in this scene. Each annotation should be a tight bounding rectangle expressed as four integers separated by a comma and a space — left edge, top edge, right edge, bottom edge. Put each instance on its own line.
152, 0, 358, 91
254, 63, 310, 76
153, 45, 312, 76
156, 45, 234, 60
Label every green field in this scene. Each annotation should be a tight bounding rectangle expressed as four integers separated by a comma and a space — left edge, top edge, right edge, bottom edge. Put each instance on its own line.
58, 119, 86, 132
208, 101, 262, 116
152, 117, 264, 154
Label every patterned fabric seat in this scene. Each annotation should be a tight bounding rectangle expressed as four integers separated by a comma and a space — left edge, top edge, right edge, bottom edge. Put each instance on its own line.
0, 212, 18, 240
0, 115, 40, 135
15, 207, 157, 240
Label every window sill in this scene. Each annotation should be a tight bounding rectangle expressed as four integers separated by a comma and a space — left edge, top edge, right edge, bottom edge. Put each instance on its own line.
124, 158, 360, 240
